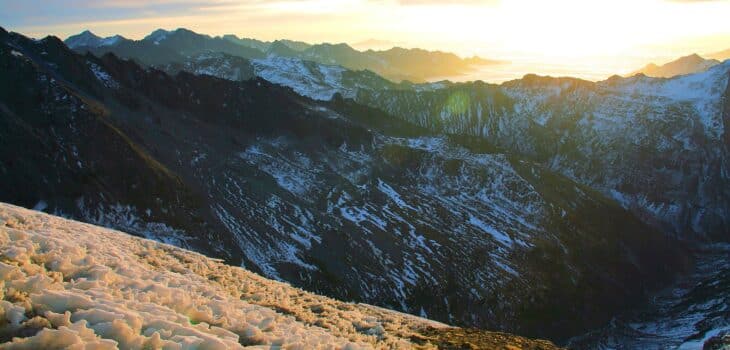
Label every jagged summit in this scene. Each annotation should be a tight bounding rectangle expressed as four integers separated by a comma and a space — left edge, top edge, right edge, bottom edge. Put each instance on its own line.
142, 28, 204, 42
65, 29, 101, 47
266, 40, 299, 56
65, 30, 126, 49
143, 28, 174, 44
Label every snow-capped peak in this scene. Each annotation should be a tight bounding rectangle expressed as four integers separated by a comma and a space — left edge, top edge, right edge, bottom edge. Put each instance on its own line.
65, 30, 102, 48
99, 34, 125, 46
65, 31, 126, 49
144, 28, 172, 45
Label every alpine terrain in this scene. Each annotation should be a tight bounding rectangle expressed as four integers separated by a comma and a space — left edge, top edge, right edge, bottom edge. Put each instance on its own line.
0, 20, 728, 350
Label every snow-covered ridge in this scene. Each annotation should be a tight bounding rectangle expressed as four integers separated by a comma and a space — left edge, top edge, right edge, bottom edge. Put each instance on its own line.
0, 202, 454, 349
169, 53, 395, 101
251, 56, 351, 101
65, 30, 125, 49
145, 29, 174, 45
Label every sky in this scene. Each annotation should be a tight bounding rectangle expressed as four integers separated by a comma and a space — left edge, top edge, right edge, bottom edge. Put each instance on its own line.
2, 0, 730, 80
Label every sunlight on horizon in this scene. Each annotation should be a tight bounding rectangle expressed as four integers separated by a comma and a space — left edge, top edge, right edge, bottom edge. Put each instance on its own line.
3, 0, 729, 82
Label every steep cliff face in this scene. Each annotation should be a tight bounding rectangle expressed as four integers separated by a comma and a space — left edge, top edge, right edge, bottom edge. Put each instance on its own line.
0, 28, 688, 342
357, 68, 730, 242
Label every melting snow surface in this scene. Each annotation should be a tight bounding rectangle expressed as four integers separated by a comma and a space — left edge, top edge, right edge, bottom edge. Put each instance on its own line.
0, 202, 448, 349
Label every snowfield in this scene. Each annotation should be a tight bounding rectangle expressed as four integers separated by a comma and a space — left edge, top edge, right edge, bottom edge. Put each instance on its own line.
0, 202, 453, 349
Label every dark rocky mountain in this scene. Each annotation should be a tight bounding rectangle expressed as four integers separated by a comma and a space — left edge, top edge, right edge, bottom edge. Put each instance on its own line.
222, 34, 311, 52
115, 37, 730, 347
156, 51, 403, 101
142, 28, 266, 60
152, 51, 457, 102
65, 28, 499, 82
568, 243, 730, 349
630, 53, 720, 78
67, 32, 187, 66
68, 28, 266, 66
65, 30, 126, 49
222, 34, 270, 52
167, 49, 730, 243
278, 39, 313, 52
0, 26, 689, 345
356, 70, 730, 242
160, 52, 257, 82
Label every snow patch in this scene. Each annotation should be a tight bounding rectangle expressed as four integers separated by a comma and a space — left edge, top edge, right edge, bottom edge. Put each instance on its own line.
87, 62, 119, 89
0, 202, 450, 349
468, 214, 513, 247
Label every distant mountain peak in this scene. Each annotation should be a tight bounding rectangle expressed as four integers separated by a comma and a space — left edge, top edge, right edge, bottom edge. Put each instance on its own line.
173, 27, 199, 36
676, 53, 707, 64
314, 42, 356, 51
334, 42, 356, 51
144, 28, 173, 44
65, 30, 108, 49
143, 28, 211, 44
630, 53, 720, 78
100, 34, 125, 46
67, 31, 125, 48
266, 40, 298, 56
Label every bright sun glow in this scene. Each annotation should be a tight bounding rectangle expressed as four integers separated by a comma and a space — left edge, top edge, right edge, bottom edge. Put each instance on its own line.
3, 0, 730, 80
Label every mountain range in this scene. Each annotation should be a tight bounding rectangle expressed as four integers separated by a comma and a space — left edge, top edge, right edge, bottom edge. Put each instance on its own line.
630, 53, 721, 78
127, 35, 730, 242
2, 25, 730, 348
65, 28, 499, 83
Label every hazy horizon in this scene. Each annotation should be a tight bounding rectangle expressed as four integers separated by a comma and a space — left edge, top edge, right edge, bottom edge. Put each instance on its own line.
3, 0, 730, 81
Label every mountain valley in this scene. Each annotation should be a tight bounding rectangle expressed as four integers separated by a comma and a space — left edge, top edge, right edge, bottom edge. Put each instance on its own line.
0, 24, 728, 349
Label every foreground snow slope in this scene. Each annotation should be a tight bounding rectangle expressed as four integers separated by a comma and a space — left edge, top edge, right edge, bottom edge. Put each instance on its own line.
0, 203, 558, 349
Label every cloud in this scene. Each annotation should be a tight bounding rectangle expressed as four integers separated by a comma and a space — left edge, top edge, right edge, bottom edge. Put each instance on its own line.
390, 0, 498, 5
0, 0, 266, 26
1, 0, 366, 43
365, 0, 498, 5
